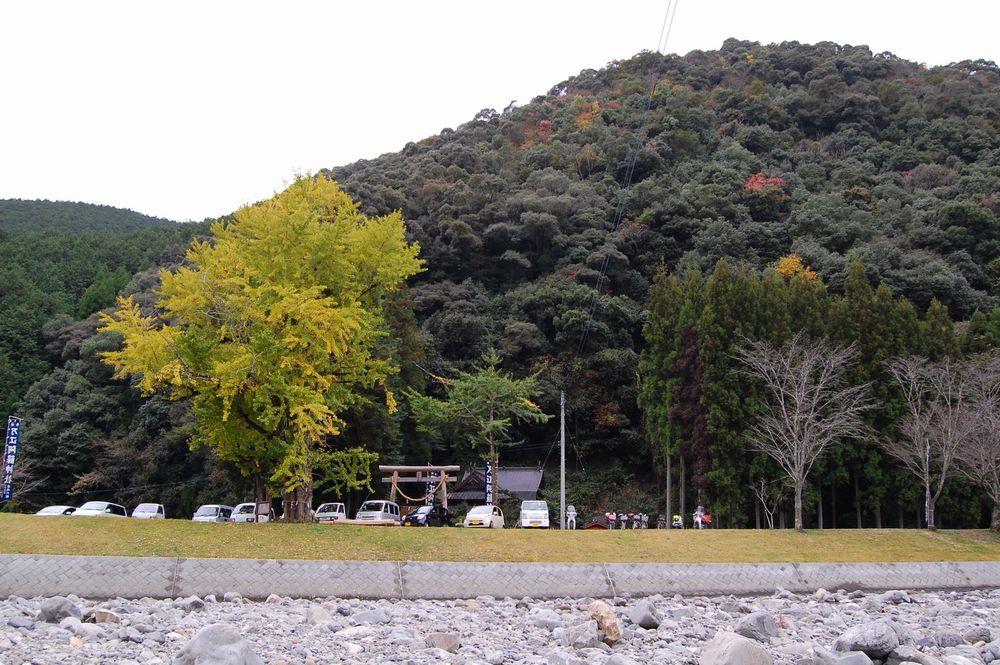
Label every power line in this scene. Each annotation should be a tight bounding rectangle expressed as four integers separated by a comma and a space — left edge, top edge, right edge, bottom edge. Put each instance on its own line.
17, 475, 213, 498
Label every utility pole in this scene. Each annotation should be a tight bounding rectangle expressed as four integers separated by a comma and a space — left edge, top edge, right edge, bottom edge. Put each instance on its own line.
559, 390, 566, 530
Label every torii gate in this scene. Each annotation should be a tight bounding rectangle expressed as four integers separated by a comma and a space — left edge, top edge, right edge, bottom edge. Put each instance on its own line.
379, 465, 460, 510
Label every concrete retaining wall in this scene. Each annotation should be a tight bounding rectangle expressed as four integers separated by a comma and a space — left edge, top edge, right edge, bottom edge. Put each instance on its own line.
0, 555, 997, 600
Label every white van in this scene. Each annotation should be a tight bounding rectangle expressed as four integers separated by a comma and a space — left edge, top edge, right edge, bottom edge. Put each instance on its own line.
519, 500, 550, 529
355, 500, 400, 522
315, 502, 347, 522
192, 504, 233, 523
230, 502, 274, 523
132, 503, 165, 519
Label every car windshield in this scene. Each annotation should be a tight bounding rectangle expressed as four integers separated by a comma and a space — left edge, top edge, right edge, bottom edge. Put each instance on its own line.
317, 504, 341, 512
79, 502, 107, 511
522, 501, 547, 511
359, 501, 384, 512
236, 504, 254, 513
135, 503, 159, 512
413, 506, 432, 514
469, 506, 491, 515
194, 506, 219, 516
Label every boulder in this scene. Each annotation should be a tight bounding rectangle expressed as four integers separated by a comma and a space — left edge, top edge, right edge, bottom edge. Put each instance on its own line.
171, 623, 264, 665
7, 617, 35, 630
350, 608, 391, 626
222, 592, 242, 603
173, 596, 206, 613
529, 608, 564, 630
264, 594, 282, 604
879, 590, 912, 605
303, 606, 331, 625
939, 657, 980, 665
92, 609, 121, 624
963, 627, 991, 644
699, 630, 774, 665
833, 621, 900, 659
886, 646, 945, 665
424, 632, 461, 653
587, 600, 622, 645
555, 620, 600, 650
38, 596, 82, 623
934, 631, 966, 648
604, 656, 640, 665
812, 646, 874, 665
734, 612, 781, 642
627, 600, 661, 629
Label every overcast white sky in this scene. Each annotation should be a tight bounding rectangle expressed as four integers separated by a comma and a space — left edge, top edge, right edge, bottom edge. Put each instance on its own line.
1, 1, 997, 222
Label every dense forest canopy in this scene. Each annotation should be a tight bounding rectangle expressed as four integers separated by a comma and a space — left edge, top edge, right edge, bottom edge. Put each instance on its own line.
5, 40, 1000, 526
0, 199, 175, 234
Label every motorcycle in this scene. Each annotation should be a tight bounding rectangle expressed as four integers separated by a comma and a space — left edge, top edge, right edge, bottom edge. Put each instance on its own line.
617, 512, 628, 529
606, 511, 617, 529
656, 514, 668, 529
693, 512, 713, 529
640, 513, 649, 529
671, 514, 684, 529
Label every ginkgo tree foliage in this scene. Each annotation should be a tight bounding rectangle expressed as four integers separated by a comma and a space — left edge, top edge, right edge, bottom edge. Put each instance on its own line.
100, 176, 423, 520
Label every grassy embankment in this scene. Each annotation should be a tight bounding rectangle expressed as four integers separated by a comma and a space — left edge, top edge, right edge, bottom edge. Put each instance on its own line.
1, 514, 997, 562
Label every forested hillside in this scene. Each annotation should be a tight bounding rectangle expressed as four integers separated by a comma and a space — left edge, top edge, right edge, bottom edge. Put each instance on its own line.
7, 40, 1000, 525
0, 202, 204, 417
0, 199, 175, 234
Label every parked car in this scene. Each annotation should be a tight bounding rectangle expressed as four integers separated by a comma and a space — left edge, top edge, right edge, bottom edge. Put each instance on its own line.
314, 502, 347, 522
355, 500, 400, 522
131, 503, 165, 519
230, 502, 274, 523
518, 500, 550, 529
463, 505, 504, 528
401, 504, 453, 527
73, 501, 127, 517
35, 505, 75, 516
191, 504, 233, 523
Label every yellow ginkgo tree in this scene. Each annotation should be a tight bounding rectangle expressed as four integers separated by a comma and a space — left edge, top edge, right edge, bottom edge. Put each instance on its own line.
100, 176, 423, 520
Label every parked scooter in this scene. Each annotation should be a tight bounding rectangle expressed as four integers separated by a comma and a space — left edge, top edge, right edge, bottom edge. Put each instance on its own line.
617, 512, 628, 529
656, 514, 668, 529
671, 514, 684, 529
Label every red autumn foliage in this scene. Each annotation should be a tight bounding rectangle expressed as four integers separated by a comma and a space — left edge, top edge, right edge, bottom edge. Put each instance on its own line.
743, 172, 786, 195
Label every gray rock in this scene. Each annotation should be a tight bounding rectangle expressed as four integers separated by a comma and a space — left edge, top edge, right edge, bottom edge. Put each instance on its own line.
935, 631, 966, 648
699, 631, 774, 665
834, 621, 900, 658
735, 612, 781, 642
485, 648, 504, 664
555, 620, 600, 649
38, 596, 82, 623
303, 605, 331, 625
264, 594, 282, 604
171, 623, 264, 665
628, 600, 661, 629
172, 596, 206, 612
880, 591, 912, 605
665, 605, 699, 619
336, 602, 352, 616
886, 646, 945, 665
543, 649, 584, 665
964, 627, 991, 644
350, 608, 391, 625
222, 592, 242, 603
91, 608, 121, 623
7, 616, 35, 630
604, 656, 640, 665
529, 608, 564, 630
424, 632, 460, 653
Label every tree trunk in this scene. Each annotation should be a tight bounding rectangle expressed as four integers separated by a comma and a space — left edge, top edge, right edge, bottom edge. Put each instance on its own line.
817, 485, 824, 530
875, 502, 882, 529
253, 473, 268, 506
925, 477, 936, 530
897, 505, 904, 529
665, 453, 673, 526
679, 454, 687, 521
991, 502, 1000, 532
779, 509, 786, 529
282, 480, 313, 523
793, 481, 804, 532
755, 499, 761, 529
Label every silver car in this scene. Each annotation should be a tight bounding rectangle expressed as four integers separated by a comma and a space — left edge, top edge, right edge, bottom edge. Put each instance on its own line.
192, 504, 233, 523
355, 500, 400, 522
132, 503, 165, 519
73, 501, 127, 517
35, 505, 75, 516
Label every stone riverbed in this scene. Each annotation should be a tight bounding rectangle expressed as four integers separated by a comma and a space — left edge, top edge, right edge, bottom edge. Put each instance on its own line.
1, 587, 998, 664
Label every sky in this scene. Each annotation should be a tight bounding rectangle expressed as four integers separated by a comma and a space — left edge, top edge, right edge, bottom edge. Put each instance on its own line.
1, 1, 997, 222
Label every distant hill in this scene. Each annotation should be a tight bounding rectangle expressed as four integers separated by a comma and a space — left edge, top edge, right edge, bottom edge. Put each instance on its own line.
0, 199, 176, 234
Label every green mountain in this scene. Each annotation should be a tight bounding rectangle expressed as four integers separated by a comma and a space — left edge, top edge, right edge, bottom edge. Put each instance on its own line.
7, 40, 1000, 526
0, 199, 176, 234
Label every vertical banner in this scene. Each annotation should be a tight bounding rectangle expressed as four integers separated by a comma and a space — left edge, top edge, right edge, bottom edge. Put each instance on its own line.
425, 471, 438, 505
1, 416, 21, 502
483, 460, 494, 505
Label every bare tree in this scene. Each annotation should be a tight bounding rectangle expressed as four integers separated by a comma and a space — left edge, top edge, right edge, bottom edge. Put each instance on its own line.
4, 458, 48, 510
957, 355, 1000, 531
884, 356, 973, 530
736, 334, 871, 532
751, 477, 787, 529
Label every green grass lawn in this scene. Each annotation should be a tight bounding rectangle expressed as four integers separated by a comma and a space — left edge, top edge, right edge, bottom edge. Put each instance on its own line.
1, 513, 997, 562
